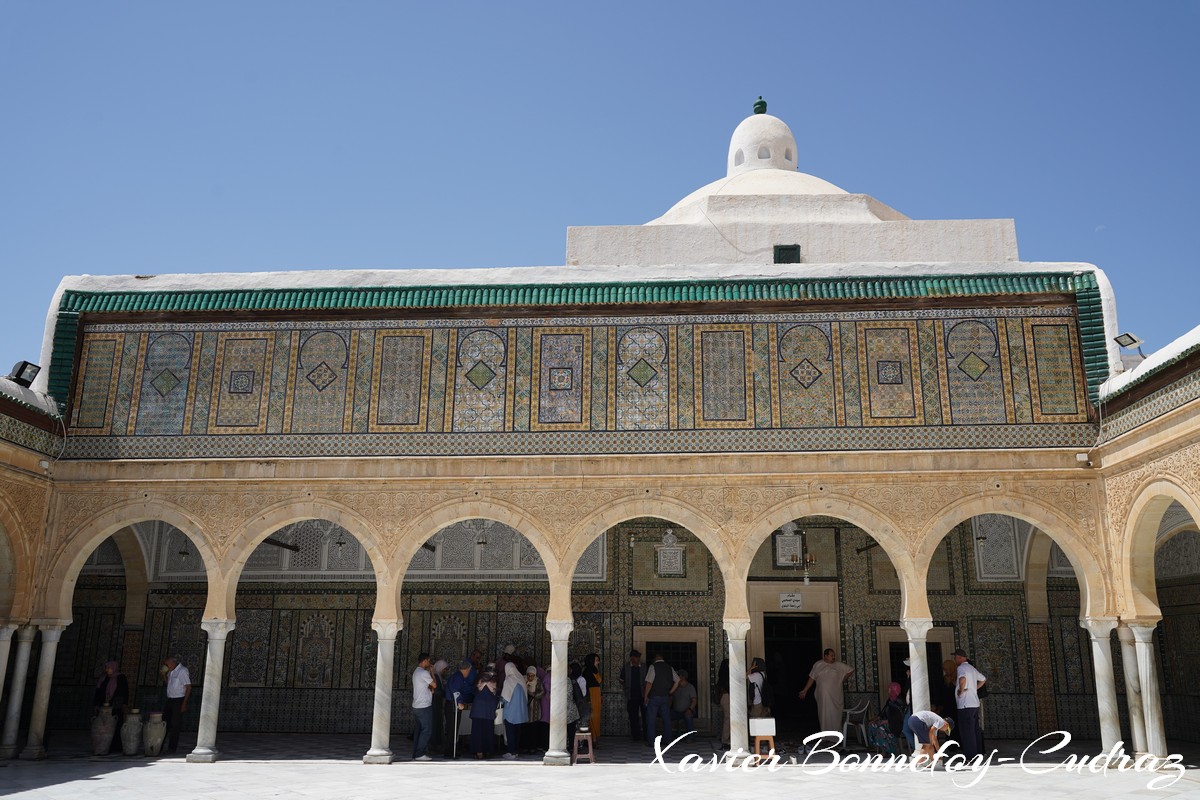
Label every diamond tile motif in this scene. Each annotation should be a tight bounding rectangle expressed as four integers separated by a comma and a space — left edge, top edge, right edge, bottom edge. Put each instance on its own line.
958, 352, 990, 382
229, 370, 255, 394
877, 360, 903, 385
549, 367, 573, 391
790, 358, 823, 389
306, 361, 338, 392
151, 368, 181, 397
466, 360, 497, 389
627, 358, 658, 387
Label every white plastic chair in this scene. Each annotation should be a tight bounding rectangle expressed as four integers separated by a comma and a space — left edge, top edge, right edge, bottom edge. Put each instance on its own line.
840, 699, 871, 748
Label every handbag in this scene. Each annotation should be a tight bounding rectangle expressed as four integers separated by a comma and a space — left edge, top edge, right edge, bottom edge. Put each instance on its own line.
494, 698, 505, 726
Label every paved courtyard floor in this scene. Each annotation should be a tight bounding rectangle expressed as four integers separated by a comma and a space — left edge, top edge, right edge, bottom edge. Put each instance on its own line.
3, 731, 1198, 799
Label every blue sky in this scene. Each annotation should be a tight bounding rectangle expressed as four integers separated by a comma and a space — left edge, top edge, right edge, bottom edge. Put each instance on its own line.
2, 2, 1197, 375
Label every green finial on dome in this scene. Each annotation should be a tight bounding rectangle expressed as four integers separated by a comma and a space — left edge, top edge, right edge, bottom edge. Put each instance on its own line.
753, 96, 767, 114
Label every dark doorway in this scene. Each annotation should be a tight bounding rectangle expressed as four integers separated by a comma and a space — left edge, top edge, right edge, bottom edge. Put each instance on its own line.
763, 614, 822, 737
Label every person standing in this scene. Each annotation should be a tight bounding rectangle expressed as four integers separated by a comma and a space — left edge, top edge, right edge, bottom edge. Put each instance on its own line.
161, 656, 191, 755
470, 669, 499, 759
798, 648, 854, 734
93, 660, 129, 753
747, 657, 769, 718
953, 648, 987, 760
583, 652, 603, 744
500, 661, 528, 759
444, 659, 475, 759
716, 658, 731, 750
411, 652, 437, 761
642, 653, 679, 746
618, 649, 645, 741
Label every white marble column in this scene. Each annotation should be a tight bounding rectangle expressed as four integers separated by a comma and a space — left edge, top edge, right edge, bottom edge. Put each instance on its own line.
0, 624, 17, 714
0, 626, 35, 759
543, 620, 573, 766
363, 620, 400, 764
901, 618, 933, 713
1116, 624, 1147, 754
19, 622, 66, 760
186, 619, 235, 763
724, 620, 750, 756
1128, 622, 1167, 756
1080, 618, 1121, 752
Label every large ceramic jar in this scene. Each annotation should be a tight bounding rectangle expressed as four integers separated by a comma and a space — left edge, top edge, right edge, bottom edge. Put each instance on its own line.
143, 711, 167, 756
120, 708, 143, 756
90, 704, 117, 755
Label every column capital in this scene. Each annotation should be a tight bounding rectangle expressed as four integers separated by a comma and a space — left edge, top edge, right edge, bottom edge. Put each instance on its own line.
1116, 624, 1137, 644
900, 617, 933, 639
15, 625, 37, 643
1125, 621, 1159, 644
200, 619, 236, 639
34, 623, 67, 643
545, 619, 574, 641
1080, 617, 1118, 640
371, 620, 401, 640
723, 619, 751, 640
0, 623, 17, 642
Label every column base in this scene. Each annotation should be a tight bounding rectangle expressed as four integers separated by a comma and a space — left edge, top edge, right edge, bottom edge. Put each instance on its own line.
542, 749, 571, 766
0, 745, 19, 759
363, 748, 393, 764
186, 747, 220, 763
19, 745, 46, 760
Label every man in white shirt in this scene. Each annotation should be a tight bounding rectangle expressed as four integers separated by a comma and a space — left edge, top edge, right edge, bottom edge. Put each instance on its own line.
953, 648, 987, 760
411, 652, 437, 761
162, 656, 191, 755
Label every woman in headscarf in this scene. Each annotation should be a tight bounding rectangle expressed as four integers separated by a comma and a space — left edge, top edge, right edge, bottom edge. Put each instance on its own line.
867, 681, 905, 754
522, 665, 545, 754
469, 669, 499, 759
583, 652, 602, 744
92, 660, 129, 752
500, 661, 528, 759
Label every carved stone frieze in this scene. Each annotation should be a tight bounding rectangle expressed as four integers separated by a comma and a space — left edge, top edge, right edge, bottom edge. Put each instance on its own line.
491, 488, 635, 561
1104, 439, 1200, 544
169, 490, 300, 559
0, 476, 49, 540
324, 490, 455, 561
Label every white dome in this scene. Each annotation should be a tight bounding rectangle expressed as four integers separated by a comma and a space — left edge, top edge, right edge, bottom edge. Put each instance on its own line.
727, 108, 798, 175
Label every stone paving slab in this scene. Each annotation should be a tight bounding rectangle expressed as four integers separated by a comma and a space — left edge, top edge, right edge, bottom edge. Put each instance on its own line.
3, 733, 1198, 800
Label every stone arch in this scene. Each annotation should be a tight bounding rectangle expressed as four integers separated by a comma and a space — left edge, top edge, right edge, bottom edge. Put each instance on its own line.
40, 499, 218, 622
1123, 479, 1200, 619
393, 496, 560, 618
1023, 529, 1056, 621
565, 495, 727, 604
222, 498, 387, 621
110, 526, 151, 627
916, 492, 1108, 618
0, 493, 32, 620
740, 495, 915, 617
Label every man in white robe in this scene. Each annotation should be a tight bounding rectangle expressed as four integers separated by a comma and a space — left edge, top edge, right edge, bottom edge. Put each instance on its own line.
798, 648, 854, 734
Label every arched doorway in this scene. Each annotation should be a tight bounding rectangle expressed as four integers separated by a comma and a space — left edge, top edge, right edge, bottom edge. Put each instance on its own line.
569, 516, 721, 750
399, 517, 551, 761
224, 518, 380, 736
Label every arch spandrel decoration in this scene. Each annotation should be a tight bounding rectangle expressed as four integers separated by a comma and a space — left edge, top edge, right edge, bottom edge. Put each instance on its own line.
40, 497, 220, 621
914, 484, 1110, 618
1110, 450, 1200, 619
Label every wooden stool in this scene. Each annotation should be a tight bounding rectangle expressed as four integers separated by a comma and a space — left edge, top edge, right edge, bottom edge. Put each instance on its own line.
572, 729, 596, 764
749, 717, 776, 756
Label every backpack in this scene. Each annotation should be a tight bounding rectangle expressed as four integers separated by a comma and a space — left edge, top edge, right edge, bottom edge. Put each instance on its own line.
748, 673, 774, 709
759, 676, 775, 709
